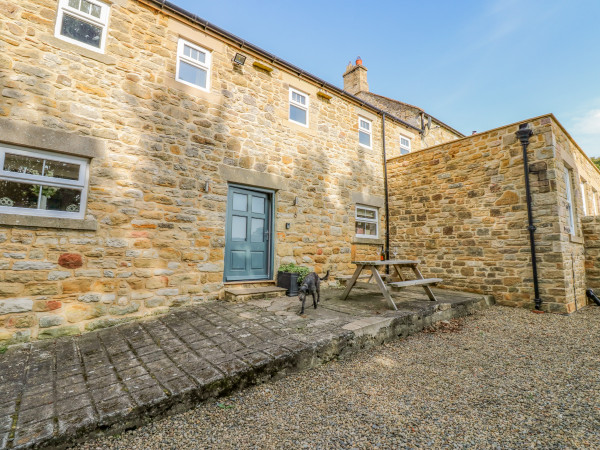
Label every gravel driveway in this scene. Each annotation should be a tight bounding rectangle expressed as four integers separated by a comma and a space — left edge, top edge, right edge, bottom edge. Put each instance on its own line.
75, 306, 600, 449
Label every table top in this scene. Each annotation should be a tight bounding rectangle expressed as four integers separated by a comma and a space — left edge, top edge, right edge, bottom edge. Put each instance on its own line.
351, 260, 420, 266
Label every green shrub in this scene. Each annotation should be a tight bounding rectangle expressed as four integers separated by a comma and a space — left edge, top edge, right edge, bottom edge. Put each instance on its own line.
278, 263, 310, 284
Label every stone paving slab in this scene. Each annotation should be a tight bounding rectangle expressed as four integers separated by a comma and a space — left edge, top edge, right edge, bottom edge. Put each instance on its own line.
0, 287, 493, 449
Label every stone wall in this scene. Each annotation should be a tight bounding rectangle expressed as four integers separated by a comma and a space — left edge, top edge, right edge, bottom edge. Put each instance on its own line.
582, 217, 600, 294
0, 0, 417, 346
387, 115, 600, 313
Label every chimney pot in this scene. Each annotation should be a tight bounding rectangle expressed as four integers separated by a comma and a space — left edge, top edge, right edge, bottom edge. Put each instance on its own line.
356, 56, 363, 66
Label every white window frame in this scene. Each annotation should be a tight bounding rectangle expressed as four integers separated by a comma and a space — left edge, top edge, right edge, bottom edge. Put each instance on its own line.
355, 205, 379, 239
400, 135, 412, 155
564, 168, 575, 236
358, 117, 372, 149
0, 144, 89, 220
289, 87, 309, 127
580, 180, 588, 216
54, 0, 110, 53
175, 38, 212, 92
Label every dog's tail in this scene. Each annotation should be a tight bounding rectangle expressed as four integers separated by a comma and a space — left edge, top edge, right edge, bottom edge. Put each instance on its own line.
320, 269, 330, 281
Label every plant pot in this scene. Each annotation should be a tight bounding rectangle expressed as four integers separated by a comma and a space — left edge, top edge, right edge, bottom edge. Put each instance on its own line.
277, 271, 299, 297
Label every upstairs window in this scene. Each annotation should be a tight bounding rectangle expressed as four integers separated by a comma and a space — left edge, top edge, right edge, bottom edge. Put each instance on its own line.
289, 88, 309, 126
400, 136, 411, 155
580, 180, 588, 216
564, 168, 575, 235
358, 117, 372, 148
0, 145, 89, 219
355, 205, 378, 239
55, 0, 110, 53
176, 39, 211, 91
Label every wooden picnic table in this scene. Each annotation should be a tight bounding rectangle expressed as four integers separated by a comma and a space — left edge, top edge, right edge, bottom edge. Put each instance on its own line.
340, 260, 442, 310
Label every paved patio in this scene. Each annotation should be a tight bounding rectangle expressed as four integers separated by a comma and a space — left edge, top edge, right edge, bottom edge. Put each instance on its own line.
0, 286, 493, 449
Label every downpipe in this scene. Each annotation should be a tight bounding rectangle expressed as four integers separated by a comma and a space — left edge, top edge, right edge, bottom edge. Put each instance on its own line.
516, 123, 542, 310
586, 289, 600, 306
382, 113, 390, 273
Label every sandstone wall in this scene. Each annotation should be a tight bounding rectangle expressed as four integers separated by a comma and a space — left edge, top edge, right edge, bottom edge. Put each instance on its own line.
582, 217, 600, 293
0, 0, 418, 346
387, 115, 593, 313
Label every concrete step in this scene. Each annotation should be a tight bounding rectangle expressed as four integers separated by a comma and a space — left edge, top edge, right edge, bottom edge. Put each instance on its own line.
224, 286, 287, 302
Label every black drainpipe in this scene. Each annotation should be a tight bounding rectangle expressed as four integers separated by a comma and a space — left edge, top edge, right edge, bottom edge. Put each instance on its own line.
516, 123, 542, 310
382, 113, 390, 266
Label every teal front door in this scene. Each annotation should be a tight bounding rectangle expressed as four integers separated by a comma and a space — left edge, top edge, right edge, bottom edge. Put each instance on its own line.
224, 186, 272, 281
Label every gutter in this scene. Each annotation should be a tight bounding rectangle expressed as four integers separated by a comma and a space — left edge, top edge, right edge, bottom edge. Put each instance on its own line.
516, 123, 542, 310
143, 0, 422, 133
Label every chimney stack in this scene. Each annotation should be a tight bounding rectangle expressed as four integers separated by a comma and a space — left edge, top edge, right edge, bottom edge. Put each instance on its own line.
343, 57, 369, 95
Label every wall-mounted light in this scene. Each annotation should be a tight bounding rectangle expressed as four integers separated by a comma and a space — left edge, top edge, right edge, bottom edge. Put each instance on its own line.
232, 53, 246, 66
204, 180, 210, 192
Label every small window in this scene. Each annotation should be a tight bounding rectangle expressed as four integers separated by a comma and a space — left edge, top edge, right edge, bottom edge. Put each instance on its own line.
580, 180, 588, 216
176, 39, 211, 91
355, 205, 378, 239
0, 145, 89, 219
289, 88, 309, 126
400, 136, 411, 155
55, 0, 110, 53
358, 117, 372, 148
564, 168, 575, 235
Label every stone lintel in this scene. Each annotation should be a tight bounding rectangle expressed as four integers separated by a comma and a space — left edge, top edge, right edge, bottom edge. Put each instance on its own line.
352, 237, 385, 245
0, 214, 98, 231
0, 119, 106, 159
351, 192, 385, 208
218, 165, 288, 191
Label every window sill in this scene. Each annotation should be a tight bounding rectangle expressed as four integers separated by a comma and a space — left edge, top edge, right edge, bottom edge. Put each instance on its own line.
40, 35, 116, 65
569, 234, 584, 244
352, 237, 384, 245
0, 214, 97, 231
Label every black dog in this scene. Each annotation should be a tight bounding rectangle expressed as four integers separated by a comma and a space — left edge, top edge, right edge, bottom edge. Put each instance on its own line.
298, 270, 330, 314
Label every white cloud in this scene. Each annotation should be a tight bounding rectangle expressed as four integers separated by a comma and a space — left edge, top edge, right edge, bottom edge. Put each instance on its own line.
570, 109, 600, 157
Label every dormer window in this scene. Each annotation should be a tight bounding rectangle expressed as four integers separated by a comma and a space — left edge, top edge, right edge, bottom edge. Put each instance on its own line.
55, 0, 110, 53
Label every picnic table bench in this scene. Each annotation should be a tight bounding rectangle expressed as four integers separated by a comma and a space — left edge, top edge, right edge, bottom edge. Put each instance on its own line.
340, 260, 442, 310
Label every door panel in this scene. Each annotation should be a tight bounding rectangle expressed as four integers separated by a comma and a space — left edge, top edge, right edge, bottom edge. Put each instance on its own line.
224, 186, 272, 281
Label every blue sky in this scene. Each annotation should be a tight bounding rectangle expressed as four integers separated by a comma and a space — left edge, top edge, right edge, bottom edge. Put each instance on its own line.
176, 0, 600, 156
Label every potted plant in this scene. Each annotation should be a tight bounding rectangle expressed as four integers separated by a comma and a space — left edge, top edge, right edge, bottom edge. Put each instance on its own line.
277, 263, 310, 297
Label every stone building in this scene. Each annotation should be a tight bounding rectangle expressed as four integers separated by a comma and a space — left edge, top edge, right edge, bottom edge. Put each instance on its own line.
387, 115, 600, 313
1, 0, 599, 347
0, 0, 460, 346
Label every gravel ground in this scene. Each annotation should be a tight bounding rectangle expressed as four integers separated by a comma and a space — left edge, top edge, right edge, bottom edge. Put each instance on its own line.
75, 306, 600, 449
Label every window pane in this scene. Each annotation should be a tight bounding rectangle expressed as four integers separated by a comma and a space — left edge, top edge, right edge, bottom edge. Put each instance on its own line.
355, 221, 365, 235
68, 0, 80, 8
357, 208, 376, 219
401, 137, 410, 147
183, 44, 205, 63
178, 60, 207, 88
364, 222, 377, 236
3, 153, 44, 175
231, 216, 247, 241
359, 131, 371, 147
400, 148, 410, 155
290, 105, 307, 124
90, 3, 102, 18
43, 159, 80, 181
61, 14, 102, 48
292, 91, 305, 105
251, 218, 264, 242
0, 180, 40, 209
252, 196, 265, 214
232, 193, 247, 211
80, 0, 91, 14
360, 119, 370, 130
41, 186, 81, 212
